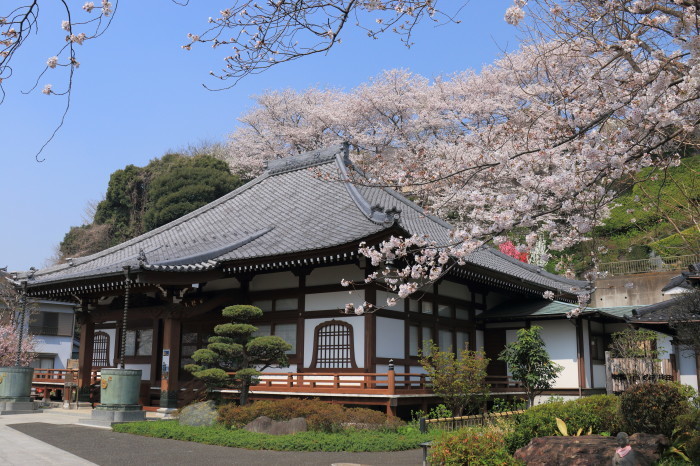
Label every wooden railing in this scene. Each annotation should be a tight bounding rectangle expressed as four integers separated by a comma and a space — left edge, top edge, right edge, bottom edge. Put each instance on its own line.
32, 368, 100, 385
218, 372, 523, 396
485, 375, 523, 393
597, 253, 699, 276
223, 371, 432, 396
607, 356, 675, 394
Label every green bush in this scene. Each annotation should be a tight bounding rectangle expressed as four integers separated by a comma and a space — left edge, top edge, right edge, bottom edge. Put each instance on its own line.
505, 395, 622, 452
429, 426, 523, 465
114, 420, 430, 452
217, 398, 404, 432
674, 408, 700, 464
620, 382, 690, 437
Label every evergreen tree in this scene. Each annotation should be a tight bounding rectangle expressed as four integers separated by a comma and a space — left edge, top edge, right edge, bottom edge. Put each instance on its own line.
184, 305, 291, 405
58, 151, 243, 260
498, 326, 562, 407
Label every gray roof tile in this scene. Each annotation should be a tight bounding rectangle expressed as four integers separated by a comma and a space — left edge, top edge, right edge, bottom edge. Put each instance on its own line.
25, 145, 588, 294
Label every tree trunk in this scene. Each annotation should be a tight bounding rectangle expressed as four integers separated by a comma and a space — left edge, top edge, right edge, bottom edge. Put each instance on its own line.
240, 383, 249, 406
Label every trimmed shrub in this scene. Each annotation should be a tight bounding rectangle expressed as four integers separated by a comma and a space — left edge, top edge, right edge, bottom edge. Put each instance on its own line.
620, 382, 690, 437
217, 398, 404, 432
429, 426, 523, 465
505, 395, 622, 452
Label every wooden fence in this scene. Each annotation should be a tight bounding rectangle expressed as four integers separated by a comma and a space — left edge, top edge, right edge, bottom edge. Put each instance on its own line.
419, 410, 525, 433
605, 353, 675, 394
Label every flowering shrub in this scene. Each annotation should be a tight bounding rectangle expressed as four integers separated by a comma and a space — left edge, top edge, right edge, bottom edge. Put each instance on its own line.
429, 426, 522, 465
217, 398, 404, 432
498, 241, 529, 263
620, 382, 691, 437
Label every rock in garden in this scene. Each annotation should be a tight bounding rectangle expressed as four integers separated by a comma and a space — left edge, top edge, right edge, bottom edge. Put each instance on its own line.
514, 434, 669, 466
178, 400, 218, 427
244, 416, 307, 435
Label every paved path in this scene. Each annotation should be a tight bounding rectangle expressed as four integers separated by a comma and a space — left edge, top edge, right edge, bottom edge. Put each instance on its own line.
0, 409, 422, 466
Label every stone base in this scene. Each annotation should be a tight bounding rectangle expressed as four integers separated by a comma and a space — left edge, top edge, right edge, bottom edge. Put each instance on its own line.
155, 407, 178, 419
0, 401, 42, 414
78, 407, 146, 428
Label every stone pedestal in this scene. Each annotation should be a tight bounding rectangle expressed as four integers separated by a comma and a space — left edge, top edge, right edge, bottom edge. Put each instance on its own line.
79, 368, 145, 427
0, 367, 40, 414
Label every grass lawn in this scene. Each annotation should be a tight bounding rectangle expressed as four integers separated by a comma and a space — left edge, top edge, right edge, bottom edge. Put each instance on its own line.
113, 420, 434, 452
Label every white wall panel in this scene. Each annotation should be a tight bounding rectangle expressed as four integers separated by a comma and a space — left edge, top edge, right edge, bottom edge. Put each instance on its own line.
376, 317, 404, 359
305, 290, 365, 312
307, 264, 364, 286
250, 271, 297, 291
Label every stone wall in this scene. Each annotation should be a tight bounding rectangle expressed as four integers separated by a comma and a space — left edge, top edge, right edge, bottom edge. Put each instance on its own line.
591, 271, 678, 308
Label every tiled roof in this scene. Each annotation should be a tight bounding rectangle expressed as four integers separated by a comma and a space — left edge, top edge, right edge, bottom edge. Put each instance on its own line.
481, 300, 637, 321
23, 144, 588, 295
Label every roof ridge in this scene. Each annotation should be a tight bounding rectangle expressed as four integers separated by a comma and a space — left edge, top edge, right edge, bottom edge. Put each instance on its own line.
264, 143, 347, 175
30, 172, 273, 279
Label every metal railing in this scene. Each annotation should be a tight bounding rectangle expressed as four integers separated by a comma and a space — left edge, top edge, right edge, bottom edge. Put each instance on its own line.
597, 254, 699, 276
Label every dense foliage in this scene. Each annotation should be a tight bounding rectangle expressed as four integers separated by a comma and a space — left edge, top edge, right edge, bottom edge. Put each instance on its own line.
218, 398, 404, 432
419, 343, 490, 416
498, 326, 563, 407
674, 408, 700, 464
113, 420, 430, 452
429, 426, 523, 466
505, 395, 622, 453
59, 152, 242, 260
620, 382, 691, 438
185, 305, 291, 405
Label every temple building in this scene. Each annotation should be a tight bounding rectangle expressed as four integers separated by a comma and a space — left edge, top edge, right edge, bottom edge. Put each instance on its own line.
21, 144, 648, 415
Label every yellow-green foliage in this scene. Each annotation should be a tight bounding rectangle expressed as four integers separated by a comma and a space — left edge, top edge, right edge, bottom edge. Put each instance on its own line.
429, 426, 523, 465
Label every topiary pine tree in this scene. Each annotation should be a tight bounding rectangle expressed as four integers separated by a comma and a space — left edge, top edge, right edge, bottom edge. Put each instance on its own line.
498, 326, 563, 408
184, 305, 291, 405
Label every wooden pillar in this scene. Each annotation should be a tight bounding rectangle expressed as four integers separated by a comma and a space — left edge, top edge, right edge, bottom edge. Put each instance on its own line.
77, 312, 94, 402
576, 319, 586, 392
159, 316, 181, 409
364, 280, 377, 372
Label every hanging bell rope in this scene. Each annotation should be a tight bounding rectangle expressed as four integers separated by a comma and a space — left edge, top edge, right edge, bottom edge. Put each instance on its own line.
120, 266, 131, 369
15, 280, 28, 367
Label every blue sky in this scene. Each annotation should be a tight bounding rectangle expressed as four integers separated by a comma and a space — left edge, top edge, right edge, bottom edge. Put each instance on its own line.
0, 1, 518, 272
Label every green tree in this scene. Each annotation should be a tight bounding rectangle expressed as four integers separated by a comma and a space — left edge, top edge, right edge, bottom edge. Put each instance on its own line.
184, 305, 291, 405
498, 326, 563, 408
58, 150, 243, 260
419, 342, 490, 416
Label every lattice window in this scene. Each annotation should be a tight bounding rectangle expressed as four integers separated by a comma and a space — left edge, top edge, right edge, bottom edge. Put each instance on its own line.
93, 331, 110, 367
310, 320, 357, 369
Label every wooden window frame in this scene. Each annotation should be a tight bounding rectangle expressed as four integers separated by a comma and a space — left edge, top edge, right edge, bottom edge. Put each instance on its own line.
309, 320, 358, 371
93, 331, 111, 368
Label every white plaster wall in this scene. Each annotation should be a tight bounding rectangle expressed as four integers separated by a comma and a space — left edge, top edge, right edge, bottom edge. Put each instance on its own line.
305, 290, 365, 312
678, 349, 698, 391
376, 317, 405, 359
307, 264, 364, 286
439, 281, 469, 300
593, 364, 607, 388
33, 337, 73, 369
656, 332, 673, 357
538, 320, 579, 388
250, 271, 298, 291
376, 290, 403, 310
102, 327, 118, 367
125, 363, 151, 380
204, 277, 241, 291
303, 316, 364, 369
582, 322, 591, 388
475, 330, 484, 352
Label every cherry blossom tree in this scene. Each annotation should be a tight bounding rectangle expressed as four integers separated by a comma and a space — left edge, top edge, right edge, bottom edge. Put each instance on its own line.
223, 1, 700, 299
0, 277, 36, 367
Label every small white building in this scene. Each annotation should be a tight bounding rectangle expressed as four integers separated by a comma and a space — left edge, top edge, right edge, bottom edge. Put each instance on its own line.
28, 299, 76, 370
